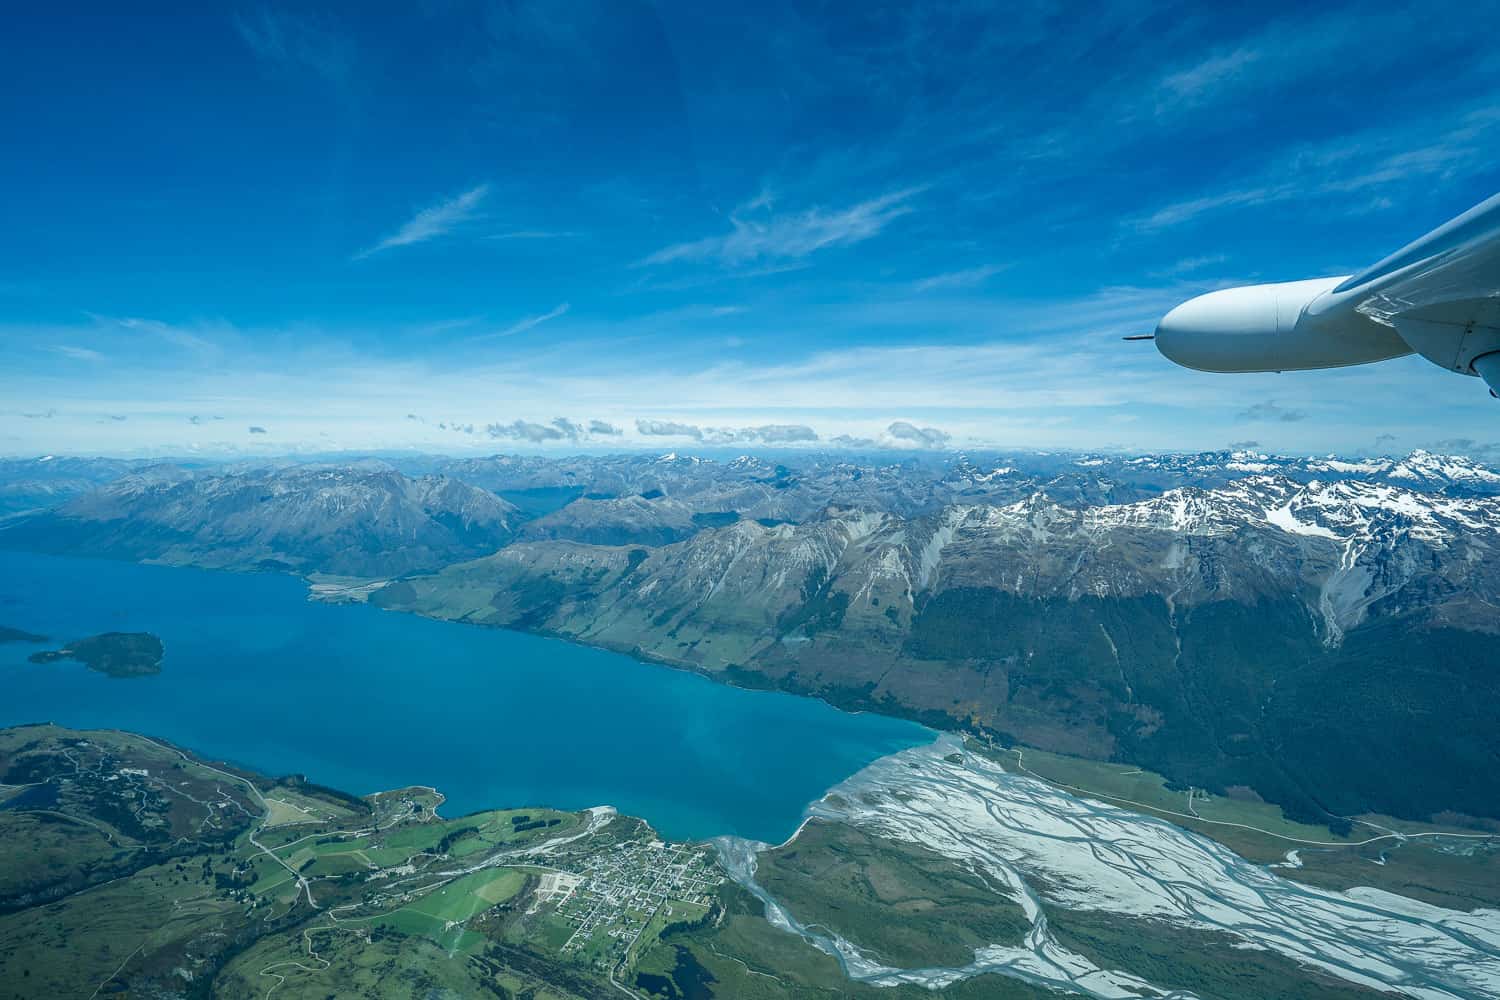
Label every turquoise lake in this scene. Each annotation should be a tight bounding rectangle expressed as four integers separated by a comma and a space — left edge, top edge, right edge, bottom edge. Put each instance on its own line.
0, 551, 930, 843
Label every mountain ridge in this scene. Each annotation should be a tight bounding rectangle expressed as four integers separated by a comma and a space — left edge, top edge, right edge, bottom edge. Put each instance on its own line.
0, 464, 522, 576
3, 448, 1497, 828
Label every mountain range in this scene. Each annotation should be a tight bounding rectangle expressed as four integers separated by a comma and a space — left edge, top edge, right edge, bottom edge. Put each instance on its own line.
3, 447, 1497, 829
1, 463, 520, 576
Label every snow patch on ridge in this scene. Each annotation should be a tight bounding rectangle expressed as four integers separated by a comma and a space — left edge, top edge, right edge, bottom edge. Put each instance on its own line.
1265, 500, 1340, 538
914, 508, 964, 590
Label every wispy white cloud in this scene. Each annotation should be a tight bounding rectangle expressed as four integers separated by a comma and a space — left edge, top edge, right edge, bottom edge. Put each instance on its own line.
1132, 186, 1279, 233
471, 302, 571, 341
1150, 254, 1228, 279
485, 230, 578, 241
49, 345, 106, 363
913, 264, 1010, 292
355, 184, 491, 259
233, 9, 353, 86
1128, 105, 1500, 233
640, 188, 922, 267
1153, 46, 1263, 114
1141, 10, 1459, 123
85, 313, 217, 355
637, 261, 812, 292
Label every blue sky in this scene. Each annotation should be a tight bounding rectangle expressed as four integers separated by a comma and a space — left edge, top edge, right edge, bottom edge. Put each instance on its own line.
5, 1, 1500, 458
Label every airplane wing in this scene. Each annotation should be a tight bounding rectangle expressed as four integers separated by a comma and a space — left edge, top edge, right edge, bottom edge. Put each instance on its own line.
1153, 192, 1500, 395
1322, 193, 1500, 390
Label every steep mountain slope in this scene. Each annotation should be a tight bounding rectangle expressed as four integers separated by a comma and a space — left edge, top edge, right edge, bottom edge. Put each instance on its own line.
0, 465, 521, 575
374, 475, 1500, 827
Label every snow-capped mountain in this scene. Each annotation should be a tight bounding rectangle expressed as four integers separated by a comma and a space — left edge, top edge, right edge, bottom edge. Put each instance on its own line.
4, 447, 1499, 827
367, 464, 1500, 828
1090, 449, 1500, 495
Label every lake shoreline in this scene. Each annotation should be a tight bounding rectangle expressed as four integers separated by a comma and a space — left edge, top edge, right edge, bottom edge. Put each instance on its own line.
0, 550, 930, 845
305, 568, 965, 750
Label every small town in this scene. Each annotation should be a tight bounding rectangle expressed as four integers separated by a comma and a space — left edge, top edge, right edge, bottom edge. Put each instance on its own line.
551, 839, 722, 967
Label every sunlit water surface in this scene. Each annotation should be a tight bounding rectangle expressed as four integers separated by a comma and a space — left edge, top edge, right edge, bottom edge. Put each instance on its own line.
0, 551, 929, 843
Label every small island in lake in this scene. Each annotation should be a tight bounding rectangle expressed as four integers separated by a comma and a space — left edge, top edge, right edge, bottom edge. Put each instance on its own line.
0, 625, 49, 644
28, 631, 164, 677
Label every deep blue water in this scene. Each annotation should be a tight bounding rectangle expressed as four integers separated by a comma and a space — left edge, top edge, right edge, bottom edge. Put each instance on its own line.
0, 552, 930, 843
